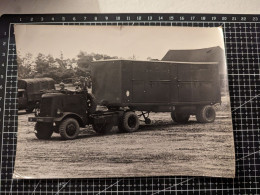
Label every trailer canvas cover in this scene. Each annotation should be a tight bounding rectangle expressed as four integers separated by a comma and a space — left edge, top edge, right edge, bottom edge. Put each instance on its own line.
14, 25, 235, 179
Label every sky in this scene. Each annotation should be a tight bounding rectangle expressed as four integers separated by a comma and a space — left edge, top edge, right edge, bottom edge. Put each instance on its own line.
14, 25, 225, 60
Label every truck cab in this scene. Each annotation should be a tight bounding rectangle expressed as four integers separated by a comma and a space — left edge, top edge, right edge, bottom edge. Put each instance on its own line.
29, 90, 96, 140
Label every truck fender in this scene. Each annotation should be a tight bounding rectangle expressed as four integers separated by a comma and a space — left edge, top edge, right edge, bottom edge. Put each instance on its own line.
54, 112, 86, 127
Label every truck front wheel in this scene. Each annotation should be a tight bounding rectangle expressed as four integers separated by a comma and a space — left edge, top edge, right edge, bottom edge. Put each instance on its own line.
59, 118, 80, 140
196, 105, 216, 123
35, 122, 53, 140
118, 112, 140, 133
171, 110, 190, 124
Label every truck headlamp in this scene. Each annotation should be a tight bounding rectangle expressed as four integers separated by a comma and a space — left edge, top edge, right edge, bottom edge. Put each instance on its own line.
57, 108, 63, 116
35, 108, 40, 117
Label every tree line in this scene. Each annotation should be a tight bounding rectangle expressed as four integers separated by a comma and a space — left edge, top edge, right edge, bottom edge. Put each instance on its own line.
17, 51, 118, 83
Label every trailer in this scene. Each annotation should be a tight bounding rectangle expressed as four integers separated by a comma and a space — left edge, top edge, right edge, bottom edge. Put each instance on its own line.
28, 59, 221, 140
91, 59, 220, 119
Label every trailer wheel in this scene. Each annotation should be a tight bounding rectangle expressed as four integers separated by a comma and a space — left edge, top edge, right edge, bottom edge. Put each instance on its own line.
171, 110, 190, 124
92, 123, 113, 134
59, 118, 80, 140
119, 112, 140, 133
35, 122, 53, 140
86, 93, 97, 114
196, 105, 216, 123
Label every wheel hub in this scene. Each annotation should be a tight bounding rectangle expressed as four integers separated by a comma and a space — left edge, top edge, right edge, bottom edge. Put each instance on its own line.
206, 109, 213, 118
128, 116, 136, 128
67, 123, 76, 136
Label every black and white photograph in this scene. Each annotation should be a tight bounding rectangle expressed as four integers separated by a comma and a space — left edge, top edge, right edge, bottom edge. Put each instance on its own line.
13, 25, 235, 178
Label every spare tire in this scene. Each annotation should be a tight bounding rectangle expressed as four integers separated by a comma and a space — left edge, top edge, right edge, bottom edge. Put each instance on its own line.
118, 112, 140, 133
196, 105, 216, 123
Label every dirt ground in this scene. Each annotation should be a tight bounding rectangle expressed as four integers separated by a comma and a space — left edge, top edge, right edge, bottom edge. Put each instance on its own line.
13, 96, 235, 179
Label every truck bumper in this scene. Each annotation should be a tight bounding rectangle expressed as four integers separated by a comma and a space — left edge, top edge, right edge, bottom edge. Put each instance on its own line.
28, 117, 54, 123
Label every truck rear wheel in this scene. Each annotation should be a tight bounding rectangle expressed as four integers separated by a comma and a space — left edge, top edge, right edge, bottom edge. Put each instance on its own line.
59, 118, 80, 140
35, 122, 53, 140
118, 111, 140, 133
171, 110, 190, 124
92, 122, 113, 134
196, 105, 216, 123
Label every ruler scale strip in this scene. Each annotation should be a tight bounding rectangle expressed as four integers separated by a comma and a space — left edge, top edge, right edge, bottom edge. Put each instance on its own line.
0, 14, 259, 194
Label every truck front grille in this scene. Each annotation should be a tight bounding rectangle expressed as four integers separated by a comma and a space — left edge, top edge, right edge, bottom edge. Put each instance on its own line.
39, 98, 52, 116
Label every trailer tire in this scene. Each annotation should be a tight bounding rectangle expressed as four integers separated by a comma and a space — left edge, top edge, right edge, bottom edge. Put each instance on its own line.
92, 123, 113, 134
196, 105, 216, 123
119, 112, 140, 133
59, 118, 80, 140
35, 122, 53, 140
171, 110, 190, 124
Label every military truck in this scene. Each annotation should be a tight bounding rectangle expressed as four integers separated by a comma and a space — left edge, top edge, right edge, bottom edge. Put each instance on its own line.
28, 59, 221, 140
18, 78, 55, 113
